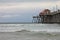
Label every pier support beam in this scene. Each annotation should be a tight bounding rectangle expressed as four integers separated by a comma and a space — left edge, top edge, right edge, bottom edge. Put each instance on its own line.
32, 16, 41, 23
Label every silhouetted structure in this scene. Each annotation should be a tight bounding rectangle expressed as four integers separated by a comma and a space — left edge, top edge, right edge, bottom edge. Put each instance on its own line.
32, 9, 60, 23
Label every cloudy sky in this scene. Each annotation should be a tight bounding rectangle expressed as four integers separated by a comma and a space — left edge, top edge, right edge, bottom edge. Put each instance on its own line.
0, 0, 60, 22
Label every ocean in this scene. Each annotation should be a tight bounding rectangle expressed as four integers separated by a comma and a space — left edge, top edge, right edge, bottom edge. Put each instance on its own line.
0, 24, 60, 40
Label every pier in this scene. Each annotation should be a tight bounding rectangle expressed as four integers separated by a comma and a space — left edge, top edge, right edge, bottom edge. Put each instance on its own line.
32, 9, 60, 23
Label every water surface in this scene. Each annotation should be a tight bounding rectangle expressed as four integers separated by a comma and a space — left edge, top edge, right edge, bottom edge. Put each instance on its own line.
0, 24, 60, 40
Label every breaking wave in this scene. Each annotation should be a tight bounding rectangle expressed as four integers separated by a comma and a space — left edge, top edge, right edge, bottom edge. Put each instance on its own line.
0, 24, 60, 33
15, 29, 31, 32
15, 29, 60, 33
15, 29, 60, 36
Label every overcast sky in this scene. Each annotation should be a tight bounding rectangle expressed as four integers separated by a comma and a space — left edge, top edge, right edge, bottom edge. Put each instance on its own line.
0, 0, 60, 22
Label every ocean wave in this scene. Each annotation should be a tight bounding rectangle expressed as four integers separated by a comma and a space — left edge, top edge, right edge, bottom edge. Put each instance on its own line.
15, 29, 31, 32
15, 29, 60, 33
31, 32, 59, 36
0, 29, 60, 36
0, 29, 60, 33
0, 24, 60, 33
15, 29, 60, 36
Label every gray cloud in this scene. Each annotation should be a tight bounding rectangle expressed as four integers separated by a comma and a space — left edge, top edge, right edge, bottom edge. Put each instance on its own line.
0, 0, 59, 3
0, 0, 60, 22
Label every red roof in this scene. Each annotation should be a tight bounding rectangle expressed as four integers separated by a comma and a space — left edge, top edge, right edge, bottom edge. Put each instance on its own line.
39, 9, 50, 15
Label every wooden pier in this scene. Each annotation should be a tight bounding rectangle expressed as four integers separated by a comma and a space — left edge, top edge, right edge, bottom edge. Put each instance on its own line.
32, 9, 60, 23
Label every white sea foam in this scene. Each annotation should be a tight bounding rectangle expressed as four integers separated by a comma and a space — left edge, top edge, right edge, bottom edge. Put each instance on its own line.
0, 24, 60, 33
